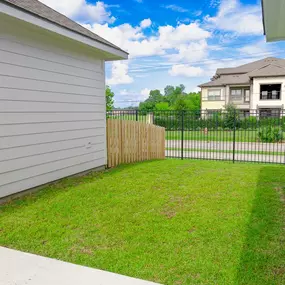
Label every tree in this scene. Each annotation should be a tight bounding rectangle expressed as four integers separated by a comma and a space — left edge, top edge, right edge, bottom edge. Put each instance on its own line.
106, 86, 114, 111
165, 84, 186, 106
147, 89, 164, 104
224, 103, 239, 130
155, 102, 170, 111
173, 95, 189, 111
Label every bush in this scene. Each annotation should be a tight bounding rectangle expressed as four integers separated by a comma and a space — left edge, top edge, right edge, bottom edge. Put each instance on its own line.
223, 104, 240, 130
257, 126, 283, 143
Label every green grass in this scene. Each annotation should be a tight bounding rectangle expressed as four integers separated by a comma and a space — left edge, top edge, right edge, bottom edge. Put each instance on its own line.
166, 147, 285, 156
1, 160, 284, 285
166, 130, 258, 142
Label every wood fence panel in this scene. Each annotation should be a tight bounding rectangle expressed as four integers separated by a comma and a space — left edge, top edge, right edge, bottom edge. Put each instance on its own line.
107, 119, 165, 168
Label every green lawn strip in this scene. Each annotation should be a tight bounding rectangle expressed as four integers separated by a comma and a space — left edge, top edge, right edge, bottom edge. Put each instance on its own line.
0, 160, 284, 285
166, 147, 285, 156
166, 130, 258, 142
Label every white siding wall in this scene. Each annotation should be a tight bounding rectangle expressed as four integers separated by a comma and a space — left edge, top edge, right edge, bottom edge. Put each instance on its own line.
0, 19, 107, 198
252, 77, 285, 109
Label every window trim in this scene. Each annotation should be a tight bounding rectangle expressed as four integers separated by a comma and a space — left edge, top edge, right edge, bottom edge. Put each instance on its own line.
207, 89, 222, 101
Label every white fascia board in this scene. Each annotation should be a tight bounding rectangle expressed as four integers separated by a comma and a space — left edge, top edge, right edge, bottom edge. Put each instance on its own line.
0, 2, 128, 60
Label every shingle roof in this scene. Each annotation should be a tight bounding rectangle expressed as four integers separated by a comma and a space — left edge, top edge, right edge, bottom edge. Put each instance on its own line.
199, 57, 285, 87
2, 0, 127, 54
216, 57, 285, 75
248, 64, 285, 77
199, 74, 250, 87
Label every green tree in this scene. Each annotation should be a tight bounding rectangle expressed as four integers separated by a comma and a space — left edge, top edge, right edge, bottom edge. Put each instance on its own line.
224, 103, 239, 130
106, 86, 114, 111
155, 102, 170, 111
147, 89, 164, 104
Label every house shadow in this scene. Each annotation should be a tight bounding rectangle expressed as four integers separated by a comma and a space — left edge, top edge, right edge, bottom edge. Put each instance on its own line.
235, 166, 285, 284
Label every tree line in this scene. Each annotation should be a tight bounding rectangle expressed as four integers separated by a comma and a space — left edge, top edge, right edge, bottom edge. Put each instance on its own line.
106, 84, 201, 112
139, 84, 201, 112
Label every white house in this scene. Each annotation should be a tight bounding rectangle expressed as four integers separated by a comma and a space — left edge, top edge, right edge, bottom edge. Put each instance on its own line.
0, 0, 128, 198
199, 57, 285, 118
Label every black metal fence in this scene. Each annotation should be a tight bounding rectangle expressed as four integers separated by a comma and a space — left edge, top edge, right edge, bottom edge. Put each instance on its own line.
107, 109, 285, 164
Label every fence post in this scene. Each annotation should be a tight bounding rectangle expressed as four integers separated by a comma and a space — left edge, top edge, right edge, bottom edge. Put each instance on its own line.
135, 110, 138, 121
233, 109, 236, 164
181, 110, 184, 160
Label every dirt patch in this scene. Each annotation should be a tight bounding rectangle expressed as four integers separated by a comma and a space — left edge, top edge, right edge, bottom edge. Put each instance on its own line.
161, 209, 176, 219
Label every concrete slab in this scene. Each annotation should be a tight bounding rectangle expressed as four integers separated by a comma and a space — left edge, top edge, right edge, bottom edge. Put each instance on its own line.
0, 247, 161, 285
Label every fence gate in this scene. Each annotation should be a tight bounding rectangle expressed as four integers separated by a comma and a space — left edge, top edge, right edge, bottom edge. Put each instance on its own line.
108, 110, 285, 164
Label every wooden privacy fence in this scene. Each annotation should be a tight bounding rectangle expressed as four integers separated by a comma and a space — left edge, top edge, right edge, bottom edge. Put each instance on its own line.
107, 119, 165, 168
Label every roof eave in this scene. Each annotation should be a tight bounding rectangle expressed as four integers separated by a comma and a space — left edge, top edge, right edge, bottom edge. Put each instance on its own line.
1, 1, 128, 60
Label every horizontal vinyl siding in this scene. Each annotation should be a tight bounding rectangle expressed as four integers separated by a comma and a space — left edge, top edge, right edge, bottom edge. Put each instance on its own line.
0, 35, 106, 198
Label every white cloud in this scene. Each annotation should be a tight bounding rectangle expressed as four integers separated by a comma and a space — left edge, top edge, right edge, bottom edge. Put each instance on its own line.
140, 19, 152, 29
238, 40, 272, 56
169, 64, 204, 77
86, 22, 211, 58
163, 5, 188, 13
140, 88, 151, 98
107, 61, 134, 85
40, 0, 115, 23
205, 0, 263, 35
167, 39, 209, 63
114, 88, 150, 106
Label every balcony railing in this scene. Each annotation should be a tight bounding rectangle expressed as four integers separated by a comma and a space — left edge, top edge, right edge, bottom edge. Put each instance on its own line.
260, 91, 280, 100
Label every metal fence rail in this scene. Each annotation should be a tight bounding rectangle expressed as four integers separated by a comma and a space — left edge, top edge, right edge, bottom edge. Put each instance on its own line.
107, 109, 285, 164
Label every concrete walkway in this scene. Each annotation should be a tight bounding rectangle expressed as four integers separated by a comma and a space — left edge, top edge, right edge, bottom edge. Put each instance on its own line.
0, 247, 161, 285
167, 150, 285, 163
166, 140, 285, 152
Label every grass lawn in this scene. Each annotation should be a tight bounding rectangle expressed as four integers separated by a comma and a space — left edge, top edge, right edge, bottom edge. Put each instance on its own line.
1, 160, 285, 285
166, 130, 258, 142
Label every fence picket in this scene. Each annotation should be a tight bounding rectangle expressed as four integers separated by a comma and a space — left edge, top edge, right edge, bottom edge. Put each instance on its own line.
107, 119, 165, 168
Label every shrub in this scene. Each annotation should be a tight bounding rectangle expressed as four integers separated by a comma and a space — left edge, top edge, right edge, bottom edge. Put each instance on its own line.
223, 104, 240, 130
257, 126, 283, 143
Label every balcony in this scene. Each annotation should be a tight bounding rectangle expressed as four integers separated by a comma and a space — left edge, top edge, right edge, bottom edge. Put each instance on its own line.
260, 84, 281, 100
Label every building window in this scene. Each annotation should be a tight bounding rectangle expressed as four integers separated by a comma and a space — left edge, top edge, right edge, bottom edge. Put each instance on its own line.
244, 90, 250, 103
230, 89, 243, 101
259, 108, 281, 118
260, 84, 281, 100
208, 89, 221, 101
239, 110, 250, 119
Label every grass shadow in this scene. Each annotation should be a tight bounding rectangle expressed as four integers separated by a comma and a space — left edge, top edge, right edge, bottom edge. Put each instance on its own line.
236, 166, 285, 284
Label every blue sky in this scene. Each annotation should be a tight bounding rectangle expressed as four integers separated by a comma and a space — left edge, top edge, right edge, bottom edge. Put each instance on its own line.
41, 0, 285, 107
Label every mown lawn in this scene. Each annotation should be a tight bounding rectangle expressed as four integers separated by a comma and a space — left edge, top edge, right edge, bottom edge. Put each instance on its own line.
0, 160, 284, 285
166, 130, 258, 142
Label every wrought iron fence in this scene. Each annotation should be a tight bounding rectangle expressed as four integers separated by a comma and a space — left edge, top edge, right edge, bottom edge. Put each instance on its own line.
107, 109, 285, 164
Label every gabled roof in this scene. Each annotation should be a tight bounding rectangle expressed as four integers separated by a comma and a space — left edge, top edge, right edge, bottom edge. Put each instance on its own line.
1, 0, 127, 55
216, 57, 285, 75
199, 57, 285, 88
199, 74, 250, 87
248, 64, 285, 77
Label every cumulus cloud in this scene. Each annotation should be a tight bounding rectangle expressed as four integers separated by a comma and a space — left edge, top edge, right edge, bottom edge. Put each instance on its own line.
107, 61, 134, 85
205, 0, 263, 35
40, 0, 116, 23
169, 64, 204, 77
85, 22, 211, 58
140, 88, 151, 98
140, 18, 152, 29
